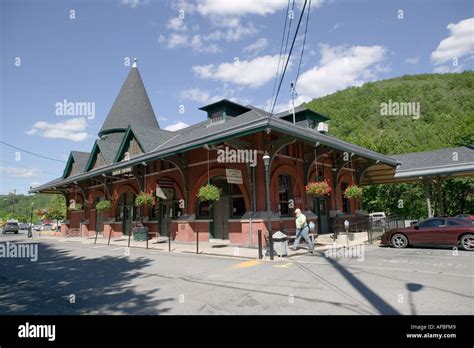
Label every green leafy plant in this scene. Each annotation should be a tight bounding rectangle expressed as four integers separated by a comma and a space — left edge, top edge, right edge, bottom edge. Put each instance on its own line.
344, 185, 363, 199
197, 184, 220, 202
68, 203, 83, 211
306, 180, 332, 197
135, 192, 155, 207
95, 200, 112, 212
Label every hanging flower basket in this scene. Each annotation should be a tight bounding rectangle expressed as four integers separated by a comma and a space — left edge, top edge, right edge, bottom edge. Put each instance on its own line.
197, 184, 220, 202
135, 192, 155, 207
95, 200, 112, 212
344, 185, 363, 199
306, 180, 332, 197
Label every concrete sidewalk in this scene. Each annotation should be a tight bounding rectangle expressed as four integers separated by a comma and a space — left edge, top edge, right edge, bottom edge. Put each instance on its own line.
31, 232, 371, 260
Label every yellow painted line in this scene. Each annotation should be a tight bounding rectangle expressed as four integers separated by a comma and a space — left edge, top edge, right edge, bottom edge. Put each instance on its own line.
274, 263, 293, 268
230, 260, 261, 269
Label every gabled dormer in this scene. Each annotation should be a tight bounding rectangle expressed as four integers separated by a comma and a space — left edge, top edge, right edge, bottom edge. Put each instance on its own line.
62, 151, 90, 178
278, 107, 330, 133
114, 127, 144, 162
199, 99, 251, 126
85, 142, 106, 172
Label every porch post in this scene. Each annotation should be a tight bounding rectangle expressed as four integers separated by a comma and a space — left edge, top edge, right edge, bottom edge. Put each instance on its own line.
421, 177, 433, 218
435, 176, 445, 216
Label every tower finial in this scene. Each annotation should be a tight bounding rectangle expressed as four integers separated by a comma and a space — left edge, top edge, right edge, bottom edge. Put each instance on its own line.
132, 58, 137, 68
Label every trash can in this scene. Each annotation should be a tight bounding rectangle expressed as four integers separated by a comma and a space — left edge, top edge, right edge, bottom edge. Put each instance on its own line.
132, 226, 150, 241
272, 231, 288, 257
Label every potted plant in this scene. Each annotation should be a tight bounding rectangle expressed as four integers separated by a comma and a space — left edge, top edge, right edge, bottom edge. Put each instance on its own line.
306, 180, 332, 197
133, 192, 154, 241
95, 200, 112, 212
68, 203, 83, 211
197, 184, 220, 202
344, 185, 363, 199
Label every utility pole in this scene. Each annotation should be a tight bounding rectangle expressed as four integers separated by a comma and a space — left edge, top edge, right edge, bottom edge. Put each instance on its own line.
11, 189, 16, 217
290, 83, 297, 125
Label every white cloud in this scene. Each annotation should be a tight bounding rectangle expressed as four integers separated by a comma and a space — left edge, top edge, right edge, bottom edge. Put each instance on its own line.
193, 54, 288, 88
160, 33, 221, 53
120, 0, 143, 8
0, 166, 41, 178
296, 44, 387, 99
244, 38, 269, 54
204, 22, 257, 42
329, 23, 342, 32
433, 65, 464, 74
164, 121, 190, 131
26, 117, 89, 142
431, 17, 474, 65
180, 88, 219, 104
197, 0, 288, 16
405, 56, 420, 64
167, 17, 188, 32
30, 181, 41, 188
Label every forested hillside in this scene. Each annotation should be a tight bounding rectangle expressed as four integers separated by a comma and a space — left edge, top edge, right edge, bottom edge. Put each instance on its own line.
305, 71, 474, 218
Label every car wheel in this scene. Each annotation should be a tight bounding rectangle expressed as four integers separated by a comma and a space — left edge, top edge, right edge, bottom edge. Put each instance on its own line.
391, 233, 408, 248
1, 230, 5, 234
460, 234, 474, 251
14, 231, 18, 234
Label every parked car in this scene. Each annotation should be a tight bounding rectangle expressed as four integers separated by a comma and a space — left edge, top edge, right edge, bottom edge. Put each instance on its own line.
33, 224, 42, 231
41, 224, 53, 231
381, 217, 474, 251
455, 214, 474, 221
2, 222, 19, 234
19, 223, 29, 230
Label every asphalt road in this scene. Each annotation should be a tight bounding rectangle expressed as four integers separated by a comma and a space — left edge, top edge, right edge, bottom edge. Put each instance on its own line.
0, 231, 472, 315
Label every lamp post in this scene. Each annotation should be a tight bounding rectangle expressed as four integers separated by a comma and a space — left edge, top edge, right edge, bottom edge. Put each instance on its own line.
263, 152, 274, 260
28, 202, 34, 238
344, 219, 350, 247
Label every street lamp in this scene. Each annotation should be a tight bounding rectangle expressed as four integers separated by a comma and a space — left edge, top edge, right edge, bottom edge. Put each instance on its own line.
263, 152, 274, 260
29, 202, 34, 238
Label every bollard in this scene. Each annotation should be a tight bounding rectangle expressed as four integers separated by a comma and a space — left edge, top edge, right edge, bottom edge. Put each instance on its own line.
94, 230, 99, 244
146, 230, 149, 249
258, 229, 263, 260
108, 228, 112, 245
128, 230, 131, 247
168, 228, 171, 252
196, 229, 199, 254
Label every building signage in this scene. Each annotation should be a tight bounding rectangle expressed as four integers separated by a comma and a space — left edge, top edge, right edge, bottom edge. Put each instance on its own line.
156, 178, 174, 199
112, 167, 133, 176
226, 169, 243, 184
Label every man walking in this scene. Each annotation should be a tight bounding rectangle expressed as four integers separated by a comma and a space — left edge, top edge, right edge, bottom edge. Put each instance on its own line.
291, 208, 313, 254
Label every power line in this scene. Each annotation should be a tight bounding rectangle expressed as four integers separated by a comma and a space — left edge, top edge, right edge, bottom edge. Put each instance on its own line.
0, 140, 67, 163
294, 0, 312, 89
269, 0, 292, 113
270, 0, 308, 115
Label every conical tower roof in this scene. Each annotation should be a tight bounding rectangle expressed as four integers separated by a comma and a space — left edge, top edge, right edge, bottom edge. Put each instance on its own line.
99, 60, 159, 137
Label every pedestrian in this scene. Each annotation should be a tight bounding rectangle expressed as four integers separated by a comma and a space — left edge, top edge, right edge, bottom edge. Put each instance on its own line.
291, 208, 313, 254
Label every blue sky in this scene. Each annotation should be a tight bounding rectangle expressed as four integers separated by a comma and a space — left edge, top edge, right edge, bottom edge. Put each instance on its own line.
1, 0, 473, 194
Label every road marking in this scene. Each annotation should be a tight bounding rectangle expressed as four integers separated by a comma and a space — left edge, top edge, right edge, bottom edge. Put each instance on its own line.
231, 260, 260, 269
274, 263, 293, 268
92, 245, 107, 249
111, 247, 124, 251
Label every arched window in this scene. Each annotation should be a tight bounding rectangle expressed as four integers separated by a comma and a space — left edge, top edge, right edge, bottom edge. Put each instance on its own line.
341, 181, 350, 213
115, 192, 137, 221
278, 174, 292, 216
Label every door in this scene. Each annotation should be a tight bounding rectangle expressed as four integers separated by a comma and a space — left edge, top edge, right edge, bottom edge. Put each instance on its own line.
160, 201, 173, 237
95, 210, 104, 234
318, 198, 329, 234
213, 195, 229, 240
412, 218, 446, 244
122, 206, 133, 236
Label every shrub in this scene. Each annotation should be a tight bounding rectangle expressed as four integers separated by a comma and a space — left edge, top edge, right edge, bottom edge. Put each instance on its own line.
344, 185, 363, 199
197, 184, 220, 202
135, 192, 155, 207
95, 200, 112, 212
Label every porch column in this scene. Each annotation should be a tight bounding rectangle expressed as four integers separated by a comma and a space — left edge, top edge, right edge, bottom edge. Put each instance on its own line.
435, 176, 445, 216
421, 177, 433, 218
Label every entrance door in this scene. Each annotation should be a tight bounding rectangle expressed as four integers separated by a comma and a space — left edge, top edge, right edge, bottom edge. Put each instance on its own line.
213, 195, 229, 240
122, 206, 133, 236
95, 210, 104, 234
317, 197, 329, 234
160, 201, 173, 237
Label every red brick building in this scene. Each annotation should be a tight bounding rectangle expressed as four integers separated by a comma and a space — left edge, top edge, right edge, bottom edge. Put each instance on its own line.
31, 63, 400, 246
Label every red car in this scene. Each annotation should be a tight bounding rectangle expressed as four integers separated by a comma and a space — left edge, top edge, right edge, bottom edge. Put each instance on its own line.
380, 217, 474, 251
456, 214, 474, 221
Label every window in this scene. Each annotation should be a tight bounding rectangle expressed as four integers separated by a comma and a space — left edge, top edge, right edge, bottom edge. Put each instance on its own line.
447, 220, 461, 226
418, 219, 446, 228
197, 200, 212, 219
278, 175, 291, 216
230, 184, 245, 218
115, 192, 137, 222
308, 119, 316, 129
341, 181, 350, 213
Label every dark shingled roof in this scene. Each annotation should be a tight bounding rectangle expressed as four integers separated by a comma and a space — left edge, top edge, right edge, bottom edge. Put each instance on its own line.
392, 146, 474, 178
130, 125, 176, 153
96, 132, 125, 165
98, 66, 159, 136
70, 151, 90, 175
